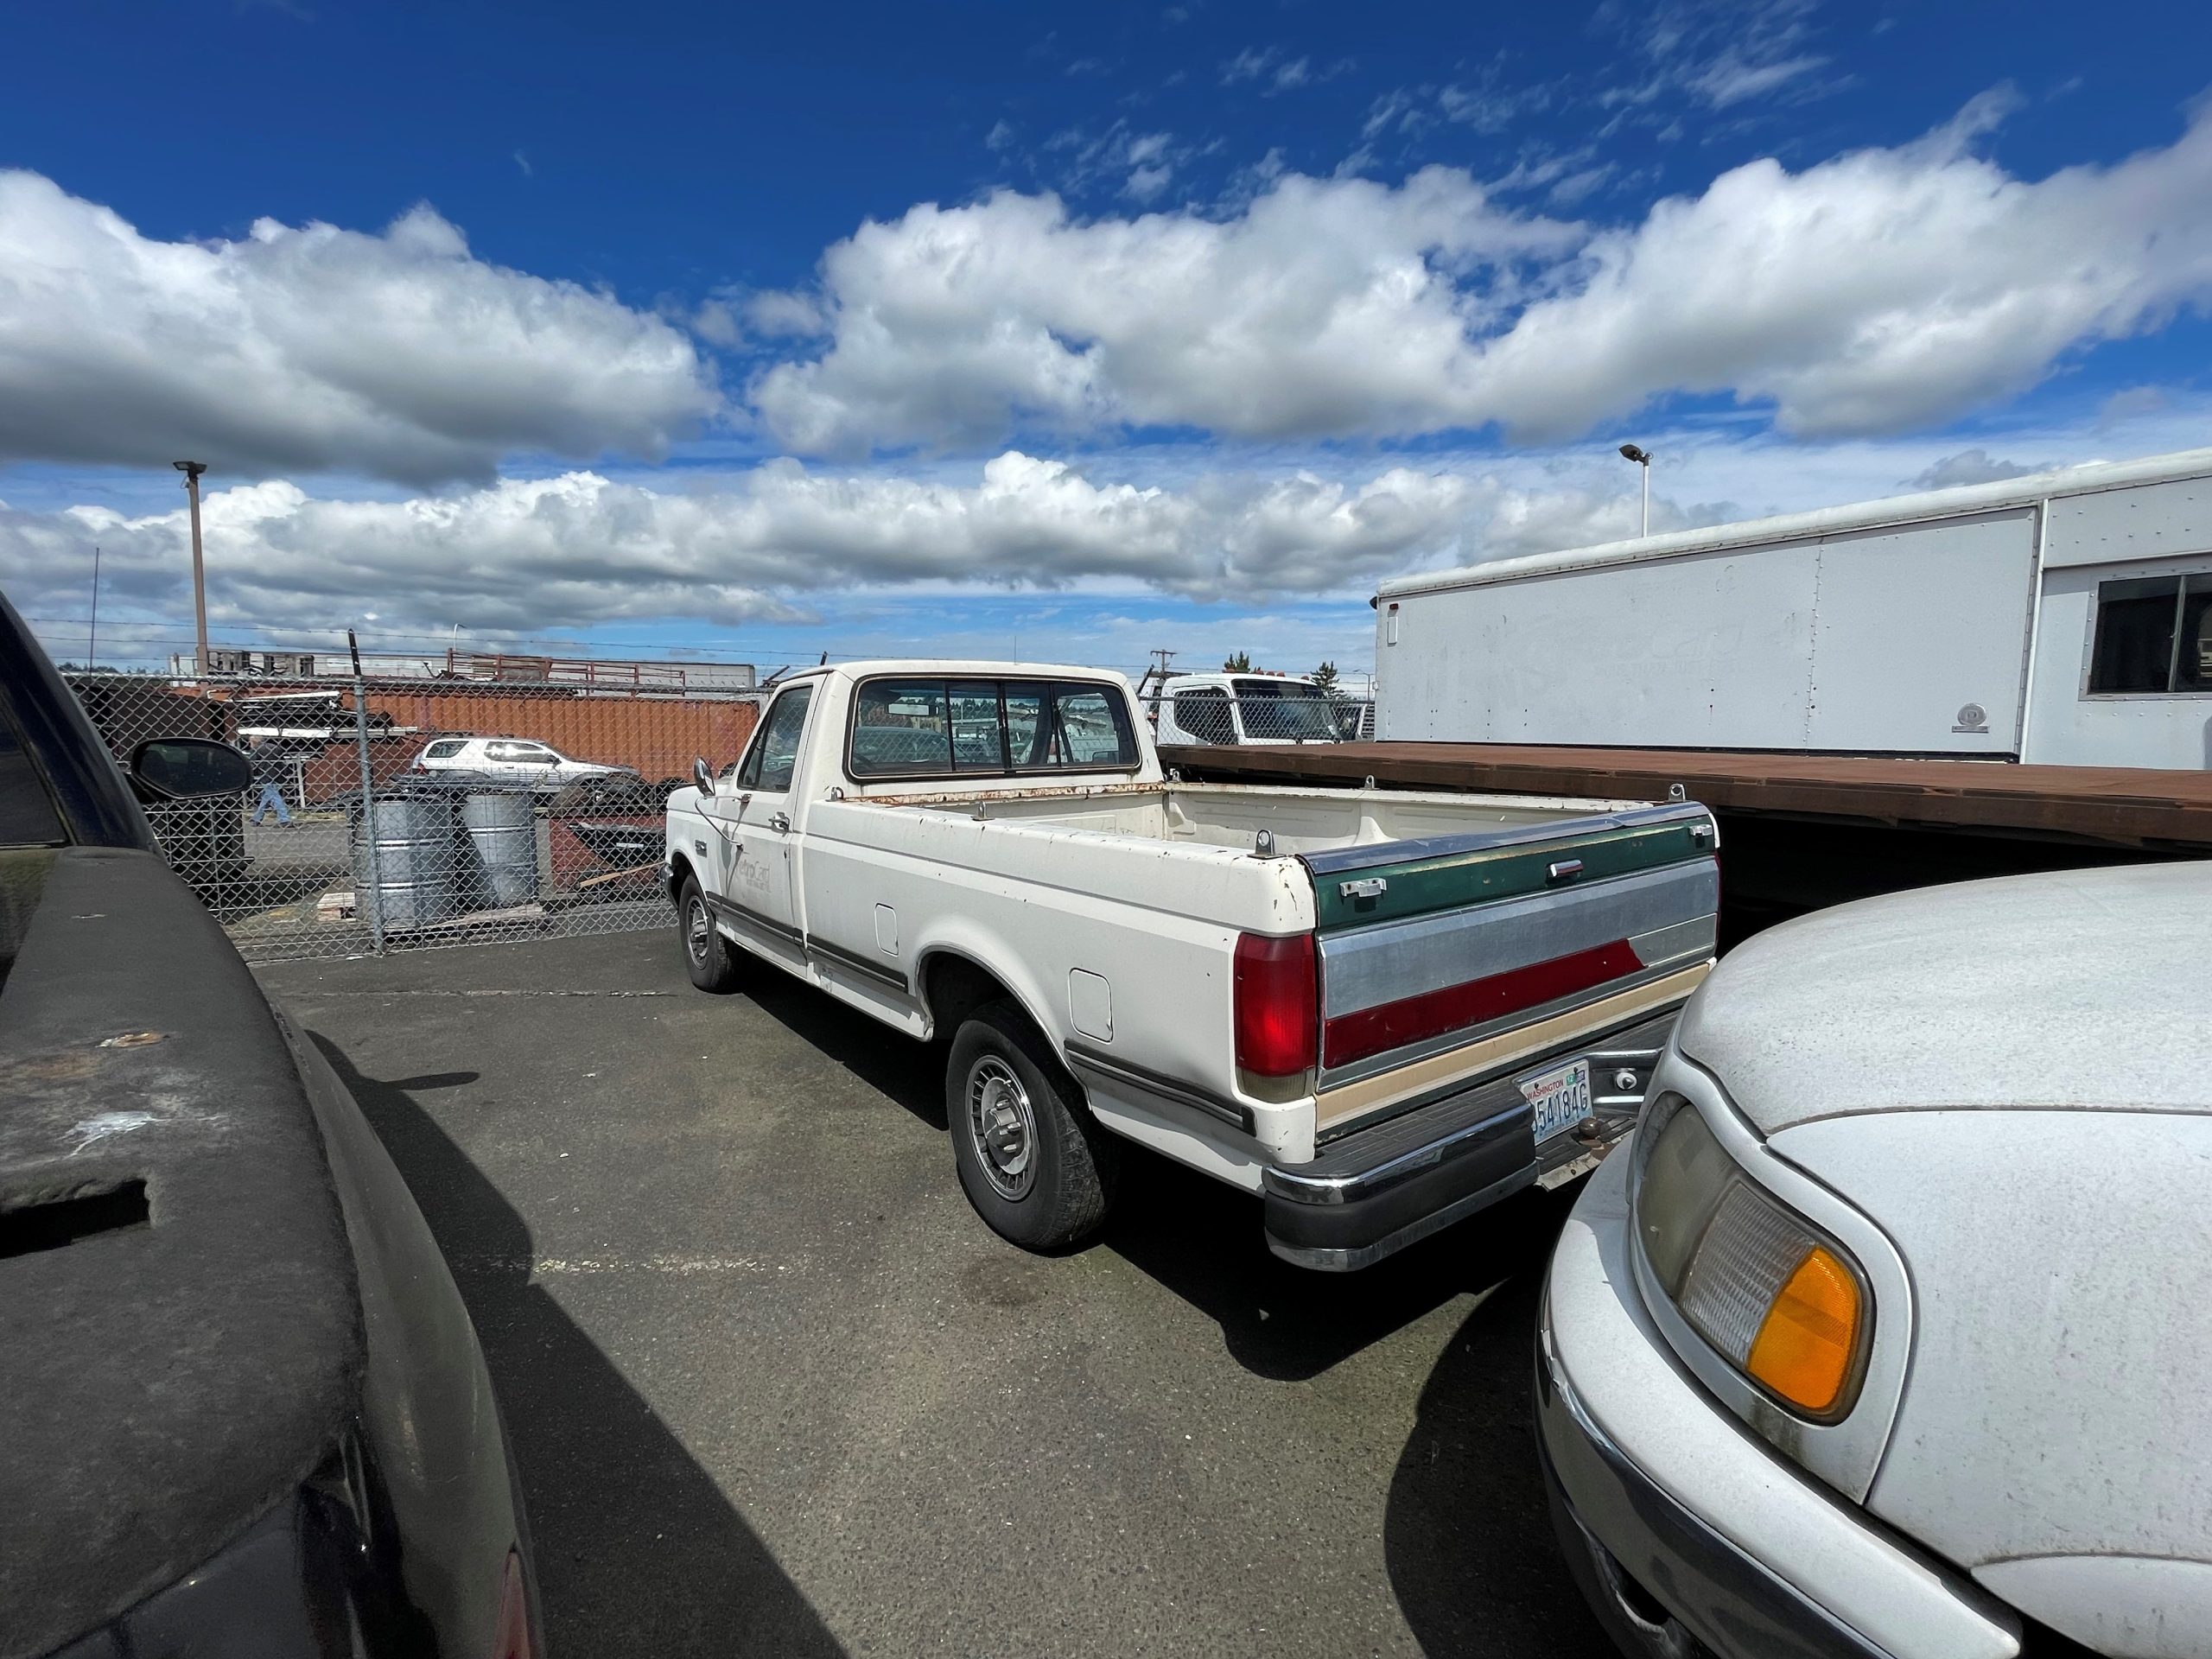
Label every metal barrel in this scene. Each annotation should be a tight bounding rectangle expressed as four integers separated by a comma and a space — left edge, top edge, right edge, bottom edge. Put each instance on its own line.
461, 791, 541, 907
351, 796, 457, 931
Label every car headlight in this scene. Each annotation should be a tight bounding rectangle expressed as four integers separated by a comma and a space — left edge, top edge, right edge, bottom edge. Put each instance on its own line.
1633, 1096, 1871, 1420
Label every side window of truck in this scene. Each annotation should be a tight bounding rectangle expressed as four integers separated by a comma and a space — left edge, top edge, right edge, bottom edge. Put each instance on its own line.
1173, 688, 1235, 745
740, 684, 815, 791
1052, 688, 1137, 766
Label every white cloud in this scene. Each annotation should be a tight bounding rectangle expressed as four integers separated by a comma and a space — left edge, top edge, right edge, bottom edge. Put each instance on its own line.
1036, 122, 1204, 205
1687, 51, 1825, 109
1438, 71, 1555, 134
1220, 46, 1275, 85
0, 170, 717, 486
751, 98, 2212, 452
750, 170, 1580, 453
0, 452, 1663, 641
1903, 448, 2036, 491
17, 391, 2212, 666
1476, 95, 2212, 439
1599, 0, 1833, 114
1220, 45, 1342, 96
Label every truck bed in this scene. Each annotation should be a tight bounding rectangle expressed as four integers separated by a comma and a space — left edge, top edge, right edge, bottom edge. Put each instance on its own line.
851, 779, 1659, 857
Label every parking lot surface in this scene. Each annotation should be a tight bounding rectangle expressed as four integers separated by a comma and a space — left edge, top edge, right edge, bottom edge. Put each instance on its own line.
260, 930, 1619, 1658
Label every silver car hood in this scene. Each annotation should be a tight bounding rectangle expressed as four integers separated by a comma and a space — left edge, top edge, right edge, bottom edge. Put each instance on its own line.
1677, 860, 2212, 1134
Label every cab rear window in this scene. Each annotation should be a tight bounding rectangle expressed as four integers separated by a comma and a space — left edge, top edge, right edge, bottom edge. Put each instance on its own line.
849, 677, 1138, 778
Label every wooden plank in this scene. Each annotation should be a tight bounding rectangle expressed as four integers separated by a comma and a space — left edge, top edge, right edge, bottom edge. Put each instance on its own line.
1160, 742, 2212, 849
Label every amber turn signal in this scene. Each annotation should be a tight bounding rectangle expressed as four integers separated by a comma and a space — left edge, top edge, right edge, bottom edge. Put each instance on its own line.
1746, 1246, 1862, 1414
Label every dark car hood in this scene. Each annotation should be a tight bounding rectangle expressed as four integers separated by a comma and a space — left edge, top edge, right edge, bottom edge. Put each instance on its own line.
0, 846, 363, 1658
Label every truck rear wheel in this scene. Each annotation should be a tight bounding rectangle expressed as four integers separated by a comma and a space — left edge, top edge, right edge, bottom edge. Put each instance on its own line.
678, 877, 745, 993
947, 1000, 1118, 1251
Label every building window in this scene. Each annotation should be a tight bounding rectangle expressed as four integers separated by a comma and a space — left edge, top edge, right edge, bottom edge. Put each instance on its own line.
2089, 573, 2212, 694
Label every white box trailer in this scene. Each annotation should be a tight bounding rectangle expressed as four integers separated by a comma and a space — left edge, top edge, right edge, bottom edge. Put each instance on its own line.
1373, 448, 2212, 769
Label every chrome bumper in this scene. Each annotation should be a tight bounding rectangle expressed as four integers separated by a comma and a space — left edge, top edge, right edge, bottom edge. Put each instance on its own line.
1260, 1008, 1676, 1270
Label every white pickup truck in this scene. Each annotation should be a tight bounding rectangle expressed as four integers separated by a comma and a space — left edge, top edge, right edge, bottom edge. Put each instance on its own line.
664, 661, 1719, 1269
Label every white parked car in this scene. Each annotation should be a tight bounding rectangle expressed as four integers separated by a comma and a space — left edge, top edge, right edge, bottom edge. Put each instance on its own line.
413, 734, 633, 782
1538, 862, 2212, 1659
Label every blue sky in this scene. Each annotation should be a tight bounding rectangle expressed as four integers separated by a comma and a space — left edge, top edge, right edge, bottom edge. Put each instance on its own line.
3, 0, 2209, 681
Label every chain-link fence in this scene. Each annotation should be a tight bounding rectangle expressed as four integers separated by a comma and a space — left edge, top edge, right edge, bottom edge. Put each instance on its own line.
1143, 691, 1376, 747
66, 665, 761, 963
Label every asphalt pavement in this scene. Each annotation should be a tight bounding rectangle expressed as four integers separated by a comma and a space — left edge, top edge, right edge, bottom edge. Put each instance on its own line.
258, 929, 1621, 1659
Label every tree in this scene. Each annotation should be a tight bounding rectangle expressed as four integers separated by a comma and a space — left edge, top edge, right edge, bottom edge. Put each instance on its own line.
1222, 651, 1252, 672
1310, 661, 1342, 699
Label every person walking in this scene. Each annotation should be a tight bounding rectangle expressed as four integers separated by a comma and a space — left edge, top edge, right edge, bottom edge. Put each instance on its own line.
248, 738, 296, 826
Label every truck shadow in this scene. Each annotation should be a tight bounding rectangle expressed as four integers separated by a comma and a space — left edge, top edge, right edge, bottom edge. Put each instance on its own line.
1382, 1258, 1620, 1657
1105, 1146, 1619, 1648
1102, 1149, 1575, 1383
728, 969, 1570, 1402
742, 971, 949, 1129
308, 1033, 848, 1659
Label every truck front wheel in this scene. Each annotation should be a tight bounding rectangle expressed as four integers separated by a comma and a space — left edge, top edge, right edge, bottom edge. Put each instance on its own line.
677, 877, 745, 993
947, 1001, 1118, 1251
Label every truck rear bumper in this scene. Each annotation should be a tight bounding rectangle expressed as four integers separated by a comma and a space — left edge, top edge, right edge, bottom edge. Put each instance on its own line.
1260, 1008, 1678, 1269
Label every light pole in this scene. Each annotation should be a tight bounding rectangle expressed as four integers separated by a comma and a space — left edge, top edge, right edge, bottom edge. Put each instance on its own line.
173, 461, 209, 675
1618, 448, 1654, 539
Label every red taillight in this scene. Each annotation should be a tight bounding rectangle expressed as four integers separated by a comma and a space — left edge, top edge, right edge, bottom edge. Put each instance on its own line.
1233, 931, 1318, 1077
493, 1548, 537, 1659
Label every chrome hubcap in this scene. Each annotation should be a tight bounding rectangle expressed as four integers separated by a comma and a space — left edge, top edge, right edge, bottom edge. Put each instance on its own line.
965, 1056, 1037, 1200
686, 899, 710, 962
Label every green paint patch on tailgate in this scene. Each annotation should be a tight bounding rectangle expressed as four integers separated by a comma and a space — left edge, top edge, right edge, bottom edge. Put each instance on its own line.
1311, 820, 1711, 931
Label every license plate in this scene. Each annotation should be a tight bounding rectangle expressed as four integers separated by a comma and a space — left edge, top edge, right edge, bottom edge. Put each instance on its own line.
1522, 1058, 1593, 1143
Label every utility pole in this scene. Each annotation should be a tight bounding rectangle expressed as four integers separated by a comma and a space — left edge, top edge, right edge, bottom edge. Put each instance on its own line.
87, 545, 101, 666
1618, 444, 1652, 538
173, 461, 209, 673
1136, 646, 1177, 705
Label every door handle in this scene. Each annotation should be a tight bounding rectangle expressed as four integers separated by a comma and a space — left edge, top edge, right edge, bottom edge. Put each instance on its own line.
768, 811, 791, 833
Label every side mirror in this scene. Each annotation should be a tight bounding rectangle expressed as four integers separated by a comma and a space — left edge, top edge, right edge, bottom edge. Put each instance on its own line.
692, 756, 715, 798
130, 737, 253, 800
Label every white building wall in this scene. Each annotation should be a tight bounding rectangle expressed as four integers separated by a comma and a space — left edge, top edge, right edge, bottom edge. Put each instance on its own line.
1379, 511, 2033, 755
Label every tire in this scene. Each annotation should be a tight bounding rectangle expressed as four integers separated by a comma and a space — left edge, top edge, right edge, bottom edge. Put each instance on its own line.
947, 1000, 1119, 1251
678, 877, 745, 993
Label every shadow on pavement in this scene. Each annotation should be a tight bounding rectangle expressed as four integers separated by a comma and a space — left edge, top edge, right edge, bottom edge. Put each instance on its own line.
1102, 1147, 1583, 1383
1382, 1187, 1619, 1658
741, 971, 949, 1129
310, 1033, 847, 1659
734, 969, 1563, 1384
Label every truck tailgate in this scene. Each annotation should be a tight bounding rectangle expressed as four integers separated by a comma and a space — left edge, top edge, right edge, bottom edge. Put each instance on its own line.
1300, 804, 1718, 1128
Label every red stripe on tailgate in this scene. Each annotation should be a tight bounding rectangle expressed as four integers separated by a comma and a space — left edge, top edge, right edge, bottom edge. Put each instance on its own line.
1322, 940, 1643, 1069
